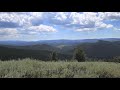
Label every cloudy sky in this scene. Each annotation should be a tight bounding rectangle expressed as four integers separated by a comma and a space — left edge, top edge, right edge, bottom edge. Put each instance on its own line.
0, 12, 120, 41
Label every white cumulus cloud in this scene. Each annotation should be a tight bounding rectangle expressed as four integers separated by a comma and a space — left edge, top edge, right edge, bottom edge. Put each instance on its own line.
0, 28, 19, 39
0, 12, 119, 39
98, 12, 120, 20
63, 12, 114, 31
28, 24, 57, 33
0, 28, 18, 35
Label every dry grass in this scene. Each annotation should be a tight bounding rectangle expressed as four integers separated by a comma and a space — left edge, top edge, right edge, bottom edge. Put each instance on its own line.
0, 58, 120, 78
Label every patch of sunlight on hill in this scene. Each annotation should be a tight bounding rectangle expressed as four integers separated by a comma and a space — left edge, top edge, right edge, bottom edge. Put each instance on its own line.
56, 45, 67, 49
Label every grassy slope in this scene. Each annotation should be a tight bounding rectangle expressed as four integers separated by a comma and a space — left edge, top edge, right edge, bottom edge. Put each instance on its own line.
0, 59, 120, 78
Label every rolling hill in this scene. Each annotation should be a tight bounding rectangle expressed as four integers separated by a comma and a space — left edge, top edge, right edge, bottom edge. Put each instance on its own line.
1, 38, 120, 61
77, 40, 120, 59
0, 45, 72, 61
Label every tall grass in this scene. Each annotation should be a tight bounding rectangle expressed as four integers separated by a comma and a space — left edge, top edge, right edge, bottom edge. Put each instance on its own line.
0, 58, 120, 78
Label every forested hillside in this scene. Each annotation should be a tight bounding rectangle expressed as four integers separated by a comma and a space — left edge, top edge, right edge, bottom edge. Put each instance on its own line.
77, 40, 120, 59
1, 40, 120, 61
0, 46, 71, 61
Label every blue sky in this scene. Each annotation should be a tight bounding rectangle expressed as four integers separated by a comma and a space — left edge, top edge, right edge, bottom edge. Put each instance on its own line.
0, 12, 120, 41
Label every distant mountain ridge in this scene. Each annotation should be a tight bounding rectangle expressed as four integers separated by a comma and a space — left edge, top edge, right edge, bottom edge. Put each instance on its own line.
0, 38, 120, 46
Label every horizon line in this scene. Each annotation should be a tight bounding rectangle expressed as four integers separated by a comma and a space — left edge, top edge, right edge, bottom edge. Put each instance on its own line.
0, 38, 120, 41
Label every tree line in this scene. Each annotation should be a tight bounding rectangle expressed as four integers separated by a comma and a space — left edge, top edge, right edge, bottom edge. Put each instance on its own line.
50, 47, 120, 63
50, 48, 86, 62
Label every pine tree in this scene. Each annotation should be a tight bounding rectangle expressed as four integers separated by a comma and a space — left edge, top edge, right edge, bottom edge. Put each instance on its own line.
113, 56, 120, 63
50, 51, 57, 61
73, 47, 86, 62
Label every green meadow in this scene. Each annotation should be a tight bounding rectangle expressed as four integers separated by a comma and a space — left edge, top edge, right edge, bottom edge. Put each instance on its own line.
0, 58, 120, 78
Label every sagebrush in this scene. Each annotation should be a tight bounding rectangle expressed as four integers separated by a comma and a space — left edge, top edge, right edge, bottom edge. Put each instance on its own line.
0, 58, 120, 78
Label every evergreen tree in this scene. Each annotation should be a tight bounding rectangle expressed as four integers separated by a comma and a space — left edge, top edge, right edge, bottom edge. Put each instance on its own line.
73, 47, 86, 62
50, 51, 58, 61
113, 56, 120, 63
